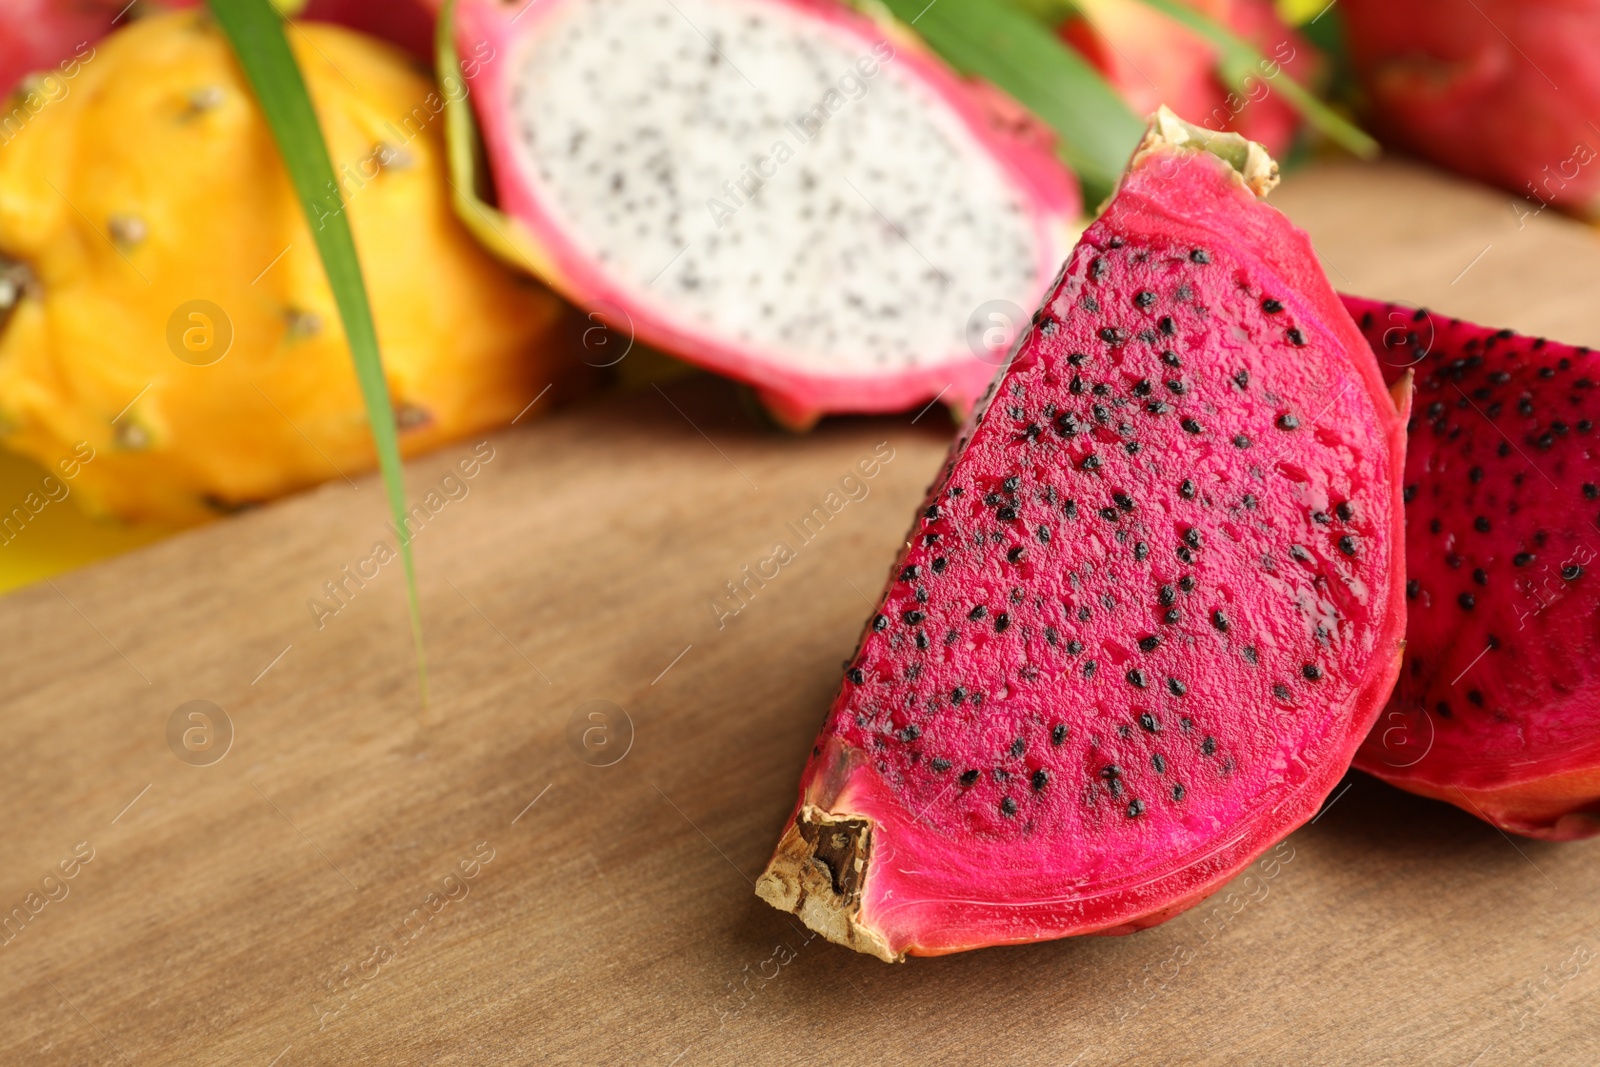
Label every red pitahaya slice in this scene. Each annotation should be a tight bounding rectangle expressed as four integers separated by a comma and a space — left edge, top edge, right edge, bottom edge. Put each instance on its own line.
755, 110, 1408, 960
1345, 296, 1600, 840
452, 0, 1081, 427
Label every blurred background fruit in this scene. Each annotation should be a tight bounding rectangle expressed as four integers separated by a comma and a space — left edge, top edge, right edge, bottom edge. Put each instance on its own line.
1059, 0, 1323, 157
0, 9, 572, 528
1341, 0, 1600, 221
297, 0, 441, 61
0, 0, 441, 98
0, 0, 136, 99
7, 0, 1591, 594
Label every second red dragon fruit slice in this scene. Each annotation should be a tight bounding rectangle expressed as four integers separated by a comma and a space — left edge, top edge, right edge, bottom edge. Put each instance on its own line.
1346, 296, 1600, 840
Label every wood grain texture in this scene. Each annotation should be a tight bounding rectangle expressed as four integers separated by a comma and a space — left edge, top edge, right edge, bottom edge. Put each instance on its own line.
2, 161, 1599, 1066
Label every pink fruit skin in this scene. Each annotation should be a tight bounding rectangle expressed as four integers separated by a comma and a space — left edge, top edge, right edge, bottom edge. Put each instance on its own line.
0, 0, 125, 97
0, 0, 438, 97
1342, 0, 1600, 219
1345, 296, 1600, 840
454, 0, 1082, 426
765, 139, 1407, 958
1060, 0, 1321, 158
300, 0, 441, 61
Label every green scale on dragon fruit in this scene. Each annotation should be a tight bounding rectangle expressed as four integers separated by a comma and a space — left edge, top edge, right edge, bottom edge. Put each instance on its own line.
755, 110, 1407, 961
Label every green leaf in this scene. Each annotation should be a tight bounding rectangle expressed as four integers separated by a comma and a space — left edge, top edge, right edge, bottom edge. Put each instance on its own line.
436, 0, 552, 274
996, 0, 1076, 28
208, 0, 429, 706
1134, 0, 1378, 159
876, 0, 1144, 203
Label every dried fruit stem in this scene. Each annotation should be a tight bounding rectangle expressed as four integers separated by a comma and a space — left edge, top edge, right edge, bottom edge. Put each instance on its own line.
1131, 105, 1280, 199
754, 805, 899, 962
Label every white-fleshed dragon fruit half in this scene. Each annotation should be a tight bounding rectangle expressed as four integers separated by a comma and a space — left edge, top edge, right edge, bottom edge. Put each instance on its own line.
453, 0, 1082, 427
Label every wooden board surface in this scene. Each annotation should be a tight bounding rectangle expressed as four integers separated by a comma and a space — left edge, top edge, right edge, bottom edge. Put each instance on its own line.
3, 160, 1600, 1067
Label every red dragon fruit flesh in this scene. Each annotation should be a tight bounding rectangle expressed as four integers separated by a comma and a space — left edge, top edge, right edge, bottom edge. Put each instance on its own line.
755, 110, 1408, 960
1346, 296, 1600, 841
453, 0, 1081, 428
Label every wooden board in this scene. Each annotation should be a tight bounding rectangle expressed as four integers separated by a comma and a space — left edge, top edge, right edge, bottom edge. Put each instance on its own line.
3, 161, 1599, 1067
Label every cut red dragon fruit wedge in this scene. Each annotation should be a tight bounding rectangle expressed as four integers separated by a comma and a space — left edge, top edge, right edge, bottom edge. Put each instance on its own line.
755, 110, 1408, 960
1345, 297, 1600, 841
453, 0, 1080, 427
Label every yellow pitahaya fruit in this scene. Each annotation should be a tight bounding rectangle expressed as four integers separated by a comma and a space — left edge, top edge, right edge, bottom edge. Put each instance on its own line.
0, 9, 574, 525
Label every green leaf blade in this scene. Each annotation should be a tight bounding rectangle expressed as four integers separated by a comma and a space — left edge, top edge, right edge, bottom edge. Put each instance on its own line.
208, 0, 429, 705
878, 0, 1144, 203
1134, 0, 1378, 159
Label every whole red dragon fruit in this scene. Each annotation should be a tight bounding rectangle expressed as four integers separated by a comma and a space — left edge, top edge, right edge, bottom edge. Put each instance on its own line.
299, 0, 440, 60
0, 0, 439, 97
1346, 297, 1600, 840
755, 110, 1408, 960
0, 0, 124, 98
1060, 0, 1321, 158
1342, 0, 1600, 220
453, 0, 1082, 428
